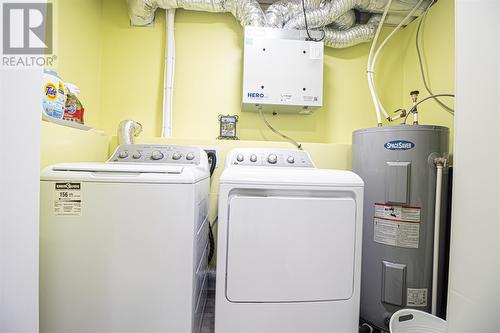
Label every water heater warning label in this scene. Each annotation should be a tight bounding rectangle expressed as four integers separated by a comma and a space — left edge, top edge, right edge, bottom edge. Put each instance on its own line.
373, 203, 421, 248
54, 182, 82, 216
374, 203, 421, 222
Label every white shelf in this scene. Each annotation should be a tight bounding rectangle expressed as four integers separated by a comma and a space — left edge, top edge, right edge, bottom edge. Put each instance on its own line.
42, 114, 93, 131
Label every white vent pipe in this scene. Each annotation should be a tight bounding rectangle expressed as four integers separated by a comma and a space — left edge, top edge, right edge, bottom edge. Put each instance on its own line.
431, 157, 446, 316
324, 14, 380, 48
162, 9, 176, 138
284, 0, 367, 30
118, 120, 143, 145
329, 9, 356, 30
128, 0, 430, 49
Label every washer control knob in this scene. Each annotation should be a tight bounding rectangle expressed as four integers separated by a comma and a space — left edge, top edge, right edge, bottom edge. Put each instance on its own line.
151, 151, 164, 160
118, 151, 128, 159
267, 154, 278, 164
236, 154, 244, 162
186, 153, 195, 161
287, 156, 295, 164
132, 152, 142, 159
172, 152, 182, 160
250, 154, 258, 162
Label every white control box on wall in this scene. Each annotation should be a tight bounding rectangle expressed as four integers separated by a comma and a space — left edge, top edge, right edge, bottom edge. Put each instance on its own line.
242, 27, 324, 115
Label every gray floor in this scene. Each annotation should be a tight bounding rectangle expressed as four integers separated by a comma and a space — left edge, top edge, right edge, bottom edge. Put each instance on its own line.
200, 291, 215, 333
200, 271, 216, 333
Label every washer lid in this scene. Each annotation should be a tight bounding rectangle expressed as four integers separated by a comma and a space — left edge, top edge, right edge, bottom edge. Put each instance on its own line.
41, 163, 208, 184
220, 167, 363, 187
52, 163, 184, 174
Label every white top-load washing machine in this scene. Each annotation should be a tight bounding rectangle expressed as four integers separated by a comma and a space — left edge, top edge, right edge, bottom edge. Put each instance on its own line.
215, 148, 364, 333
40, 144, 210, 333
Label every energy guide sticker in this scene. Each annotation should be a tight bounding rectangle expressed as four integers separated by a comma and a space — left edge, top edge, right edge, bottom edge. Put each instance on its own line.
54, 182, 82, 216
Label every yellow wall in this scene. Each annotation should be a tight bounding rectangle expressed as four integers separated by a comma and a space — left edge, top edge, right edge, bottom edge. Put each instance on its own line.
400, 0, 455, 151
43, 0, 455, 168
40, 0, 109, 170
52, 0, 104, 128
40, 122, 109, 169
98, 0, 418, 144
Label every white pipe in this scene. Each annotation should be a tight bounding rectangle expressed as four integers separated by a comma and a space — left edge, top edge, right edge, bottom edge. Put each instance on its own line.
413, 110, 419, 124
118, 120, 143, 145
368, 0, 424, 123
431, 160, 445, 315
367, 0, 392, 126
162, 9, 176, 138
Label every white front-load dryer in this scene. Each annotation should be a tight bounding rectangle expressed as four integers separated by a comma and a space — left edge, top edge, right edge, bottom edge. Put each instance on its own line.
215, 148, 364, 333
40, 144, 210, 333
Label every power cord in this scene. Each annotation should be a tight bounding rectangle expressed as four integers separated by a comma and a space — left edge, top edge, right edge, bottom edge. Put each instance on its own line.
301, 0, 325, 42
259, 108, 302, 150
415, 0, 455, 114
206, 151, 217, 264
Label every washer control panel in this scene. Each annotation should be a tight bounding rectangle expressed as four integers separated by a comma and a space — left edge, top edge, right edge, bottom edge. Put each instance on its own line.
108, 144, 201, 165
227, 149, 315, 168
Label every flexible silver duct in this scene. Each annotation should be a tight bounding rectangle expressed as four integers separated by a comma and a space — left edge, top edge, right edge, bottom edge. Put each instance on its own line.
128, 0, 265, 27
128, 0, 428, 48
324, 14, 380, 48
284, 0, 368, 29
118, 120, 143, 145
264, 0, 323, 28
329, 9, 356, 30
226, 0, 267, 26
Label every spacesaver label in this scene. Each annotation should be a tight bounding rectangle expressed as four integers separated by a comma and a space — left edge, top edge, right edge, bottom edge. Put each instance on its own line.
54, 182, 82, 216
384, 140, 415, 151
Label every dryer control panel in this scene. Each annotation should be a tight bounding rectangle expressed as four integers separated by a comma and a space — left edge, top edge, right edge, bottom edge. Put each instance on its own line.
108, 144, 202, 165
227, 148, 315, 168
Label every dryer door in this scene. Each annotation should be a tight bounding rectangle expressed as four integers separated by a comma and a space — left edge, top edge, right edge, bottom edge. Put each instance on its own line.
225, 194, 357, 303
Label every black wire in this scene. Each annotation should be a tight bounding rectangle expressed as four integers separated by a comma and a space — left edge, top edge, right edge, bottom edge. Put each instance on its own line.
206, 151, 217, 264
207, 151, 216, 177
415, 0, 454, 114
301, 0, 325, 42
403, 93, 455, 124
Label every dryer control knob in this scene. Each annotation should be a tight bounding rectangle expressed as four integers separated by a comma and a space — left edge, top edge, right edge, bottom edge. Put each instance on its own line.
118, 151, 128, 159
267, 154, 278, 164
151, 151, 164, 160
186, 153, 195, 161
236, 154, 244, 162
250, 154, 258, 162
132, 152, 142, 159
286, 156, 295, 164
172, 152, 182, 160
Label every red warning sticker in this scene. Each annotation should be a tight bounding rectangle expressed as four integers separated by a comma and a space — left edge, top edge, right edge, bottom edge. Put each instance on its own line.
374, 203, 421, 222
373, 203, 421, 249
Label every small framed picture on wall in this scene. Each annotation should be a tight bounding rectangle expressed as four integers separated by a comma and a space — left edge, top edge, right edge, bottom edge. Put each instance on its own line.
218, 115, 239, 140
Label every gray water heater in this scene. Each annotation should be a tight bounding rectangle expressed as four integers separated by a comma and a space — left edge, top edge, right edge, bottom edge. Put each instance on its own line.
352, 125, 449, 331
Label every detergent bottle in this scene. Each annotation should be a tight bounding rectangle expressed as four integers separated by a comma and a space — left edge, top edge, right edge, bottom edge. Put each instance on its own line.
42, 69, 66, 119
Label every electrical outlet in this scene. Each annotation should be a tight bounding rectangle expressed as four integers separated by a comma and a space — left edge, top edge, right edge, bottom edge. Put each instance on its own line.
203, 147, 219, 168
